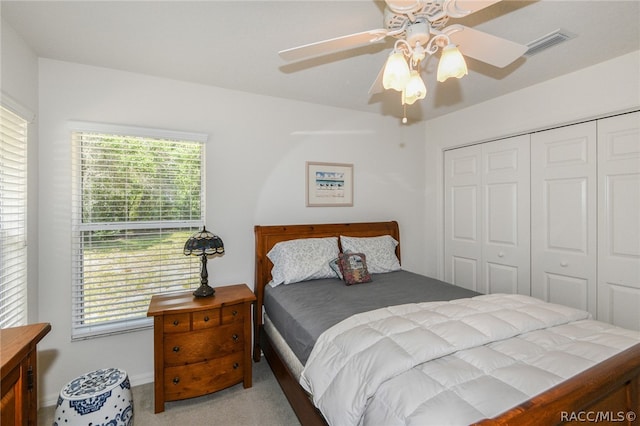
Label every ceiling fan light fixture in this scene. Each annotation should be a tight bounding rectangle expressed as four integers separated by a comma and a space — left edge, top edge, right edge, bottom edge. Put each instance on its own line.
402, 70, 427, 105
437, 44, 468, 82
383, 51, 411, 91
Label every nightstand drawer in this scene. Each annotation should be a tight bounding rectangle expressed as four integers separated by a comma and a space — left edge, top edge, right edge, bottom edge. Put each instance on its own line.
221, 305, 243, 324
163, 351, 245, 401
163, 313, 190, 333
192, 308, 220, 329
163, 323, 244, 365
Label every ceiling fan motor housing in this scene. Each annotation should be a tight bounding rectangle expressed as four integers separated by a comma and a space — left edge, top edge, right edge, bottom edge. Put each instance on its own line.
406, 21, 431, 47
384, 1, 450, 40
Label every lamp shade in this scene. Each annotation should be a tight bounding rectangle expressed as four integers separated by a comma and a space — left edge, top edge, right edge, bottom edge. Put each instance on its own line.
183, 227, 224, 256
437, 44, 468, 82
383, 51, 411, 91
184, 226, 224, 297
402, 70, 427, 105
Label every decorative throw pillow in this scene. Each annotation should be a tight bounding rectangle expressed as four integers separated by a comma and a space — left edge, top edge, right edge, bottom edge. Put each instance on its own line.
338, 252, 372, 285
267, 237, 339, 286
340, 235, 401, 274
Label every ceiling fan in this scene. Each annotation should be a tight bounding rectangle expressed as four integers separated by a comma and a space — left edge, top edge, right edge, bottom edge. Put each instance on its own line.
279, 0, 528, 121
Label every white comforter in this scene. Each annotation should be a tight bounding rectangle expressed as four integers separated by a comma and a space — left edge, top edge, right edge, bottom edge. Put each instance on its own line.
299, 294, 640, 426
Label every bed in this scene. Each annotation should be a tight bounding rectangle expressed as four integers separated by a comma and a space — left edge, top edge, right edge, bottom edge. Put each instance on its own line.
252, 221, 640, 425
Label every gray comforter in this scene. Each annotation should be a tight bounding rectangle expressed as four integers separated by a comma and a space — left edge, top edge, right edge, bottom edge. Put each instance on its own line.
263, 270, 479, 364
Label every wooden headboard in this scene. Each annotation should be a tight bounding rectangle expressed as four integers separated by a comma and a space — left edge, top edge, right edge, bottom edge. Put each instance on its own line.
252, 221, 400, 360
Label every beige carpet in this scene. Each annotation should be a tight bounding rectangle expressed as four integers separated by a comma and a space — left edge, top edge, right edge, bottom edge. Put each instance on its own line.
39, 358, 301, 425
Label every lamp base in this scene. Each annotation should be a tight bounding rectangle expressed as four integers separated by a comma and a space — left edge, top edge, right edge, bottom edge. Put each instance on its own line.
193, 284, 215, 298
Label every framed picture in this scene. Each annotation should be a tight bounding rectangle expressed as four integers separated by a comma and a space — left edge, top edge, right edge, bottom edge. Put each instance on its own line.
306, 162, 354, 207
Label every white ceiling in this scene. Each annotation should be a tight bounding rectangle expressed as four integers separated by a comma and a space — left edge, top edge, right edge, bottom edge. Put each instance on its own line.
2, 1, 639, 122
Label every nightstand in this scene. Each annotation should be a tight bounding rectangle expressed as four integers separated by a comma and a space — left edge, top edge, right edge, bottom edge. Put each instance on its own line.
147, 283, 256, 413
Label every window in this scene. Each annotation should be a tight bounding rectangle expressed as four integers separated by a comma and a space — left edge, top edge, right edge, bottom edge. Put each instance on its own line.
71, 123, 207, 339
0, 106, 29, 329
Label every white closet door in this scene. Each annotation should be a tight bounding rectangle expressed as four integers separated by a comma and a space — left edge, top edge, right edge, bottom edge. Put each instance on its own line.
444, 145, 482, 291
597, 112, 640, 330
531, 122, 597, 316
444, 136, 530, 294
482, 135, 530, 295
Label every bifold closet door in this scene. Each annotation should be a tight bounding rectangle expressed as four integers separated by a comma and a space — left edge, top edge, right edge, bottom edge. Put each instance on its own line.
444, 145, 482, 292
482, 136, 530, 295
444, 136, 530, 295
597, 112, 640, 330
531, 121, 597, 316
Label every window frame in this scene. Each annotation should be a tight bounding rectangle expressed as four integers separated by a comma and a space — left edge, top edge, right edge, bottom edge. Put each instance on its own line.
0, 99, 32, 329
70, 121, 207, 340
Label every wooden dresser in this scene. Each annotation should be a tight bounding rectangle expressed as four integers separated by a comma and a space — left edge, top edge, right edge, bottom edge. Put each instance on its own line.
1, 323, 51, 426
147, 284, 255, 413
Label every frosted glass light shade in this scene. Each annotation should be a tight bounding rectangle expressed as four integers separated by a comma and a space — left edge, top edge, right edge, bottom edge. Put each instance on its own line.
383, 52, 411, 91
437, 44, 468, 82
402, 70, 427, 105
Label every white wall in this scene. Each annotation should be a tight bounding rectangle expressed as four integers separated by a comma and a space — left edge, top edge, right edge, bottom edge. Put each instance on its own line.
1, 18, 40, 324
424, 50, 640, 279
36, 58, 427, 405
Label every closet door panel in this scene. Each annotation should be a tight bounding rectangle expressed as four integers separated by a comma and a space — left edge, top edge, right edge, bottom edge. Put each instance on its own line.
444, 146, 482, 291
544, 273, 589, 312
485, 262, 518, 294
544, 178, 588, 252
597, 112, 640, 330
531, 122, 597, 316
482, 135, 530, 295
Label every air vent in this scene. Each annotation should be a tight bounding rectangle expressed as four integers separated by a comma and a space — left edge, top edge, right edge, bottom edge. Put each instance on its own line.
524, 29, 575, 57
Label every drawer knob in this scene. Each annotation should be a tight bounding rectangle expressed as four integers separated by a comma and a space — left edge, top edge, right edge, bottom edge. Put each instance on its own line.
173, 346, 180, 352
233, 363, 239, 369
232, 334, 239, 342
232, 310, 238, 316
173, 320, 179, 326
172, 377, 180, 385
204, 316, 210, 322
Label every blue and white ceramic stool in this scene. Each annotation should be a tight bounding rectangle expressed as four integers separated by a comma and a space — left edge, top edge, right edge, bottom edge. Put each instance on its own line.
54, 367, 134, 425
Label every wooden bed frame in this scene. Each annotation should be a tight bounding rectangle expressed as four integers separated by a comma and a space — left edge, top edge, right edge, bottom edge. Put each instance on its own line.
253, 221, 640, 426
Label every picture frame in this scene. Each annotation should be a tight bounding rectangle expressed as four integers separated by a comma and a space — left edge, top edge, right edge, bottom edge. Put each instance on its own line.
306, 162, 354, 207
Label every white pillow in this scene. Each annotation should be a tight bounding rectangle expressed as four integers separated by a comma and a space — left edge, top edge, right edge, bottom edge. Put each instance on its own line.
267, 237, 339, 286
339, 235, 401, 274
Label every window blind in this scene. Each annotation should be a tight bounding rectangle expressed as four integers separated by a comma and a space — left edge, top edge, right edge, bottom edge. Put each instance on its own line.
71, 125, 206, 339
0, 106, 28, 329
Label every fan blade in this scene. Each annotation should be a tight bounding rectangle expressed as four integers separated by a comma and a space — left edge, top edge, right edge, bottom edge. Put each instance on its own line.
443, 0, 503, 18
445, 25, 527, 68
279, 29, 389, 62
368, 62, 386, 95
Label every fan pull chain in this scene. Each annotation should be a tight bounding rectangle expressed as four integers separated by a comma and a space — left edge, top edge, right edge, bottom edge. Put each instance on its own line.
402, 104, 408, 124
